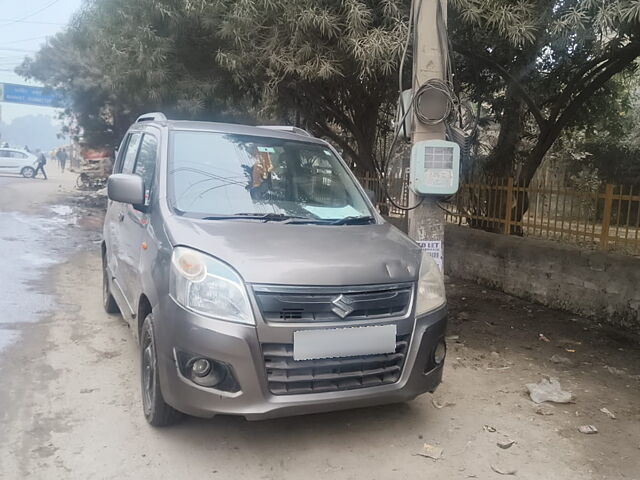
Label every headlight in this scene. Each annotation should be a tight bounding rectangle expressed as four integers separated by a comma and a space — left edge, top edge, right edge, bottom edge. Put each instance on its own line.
415, 252, 446, 316
170, 246, 254, 324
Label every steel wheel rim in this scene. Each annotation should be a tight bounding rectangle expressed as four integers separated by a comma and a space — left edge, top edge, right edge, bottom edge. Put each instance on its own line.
142, 330, 155, 412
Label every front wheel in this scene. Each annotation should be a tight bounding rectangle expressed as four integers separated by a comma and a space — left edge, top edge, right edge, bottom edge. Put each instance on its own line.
21, 166, 35, 178
140, 314, 183, 427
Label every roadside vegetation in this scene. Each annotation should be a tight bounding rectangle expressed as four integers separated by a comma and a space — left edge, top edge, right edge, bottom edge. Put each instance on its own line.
18, 0, 640, 186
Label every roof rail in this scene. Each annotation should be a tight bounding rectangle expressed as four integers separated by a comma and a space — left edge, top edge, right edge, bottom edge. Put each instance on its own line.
258, 125, 313, 137
136, 112, 167, 123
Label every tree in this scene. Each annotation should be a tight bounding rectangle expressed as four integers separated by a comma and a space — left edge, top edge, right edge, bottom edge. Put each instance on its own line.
450, 0, 640, 187
19, 0, 245, 148
216, 0, 410, 174
20, 0, 640, 190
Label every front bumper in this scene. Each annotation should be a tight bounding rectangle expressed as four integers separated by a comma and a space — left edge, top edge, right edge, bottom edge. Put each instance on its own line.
155, 296, 447, 420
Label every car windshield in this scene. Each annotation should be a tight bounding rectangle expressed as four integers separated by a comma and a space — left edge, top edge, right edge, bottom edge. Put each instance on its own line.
168, 131, 373, 222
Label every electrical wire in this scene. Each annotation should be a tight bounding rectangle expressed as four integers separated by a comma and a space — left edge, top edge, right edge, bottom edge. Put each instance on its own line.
376, 0, 467, 212
0, 19, 65, 26
369, 0, 424, 212
396, 0, 416, 140
0, 35, 49, 46
413, 78, 456, 125
377, 0, 453, 212
0, 0, 64, 28
0, 47, 38, 53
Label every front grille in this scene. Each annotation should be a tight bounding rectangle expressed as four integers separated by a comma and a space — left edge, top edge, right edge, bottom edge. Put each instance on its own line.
263, 334, 411, 395
253, 283, 413, 323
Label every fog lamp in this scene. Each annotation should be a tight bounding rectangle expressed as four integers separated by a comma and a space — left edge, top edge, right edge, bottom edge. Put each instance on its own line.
434, 339, 446, 365
191, 358, 211, 377
188, 359, 226, 387
175, 350, 240, 392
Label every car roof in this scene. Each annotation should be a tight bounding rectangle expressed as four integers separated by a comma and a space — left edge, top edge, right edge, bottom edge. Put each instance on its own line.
134, 120, 328, 145
0, 147, 30, 153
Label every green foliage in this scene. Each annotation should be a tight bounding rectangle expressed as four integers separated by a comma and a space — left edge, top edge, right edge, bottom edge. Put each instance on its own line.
216, 0, 410, 173
19, 0, 244, 148
451, 0, 640, 184
18, 0, 640, 186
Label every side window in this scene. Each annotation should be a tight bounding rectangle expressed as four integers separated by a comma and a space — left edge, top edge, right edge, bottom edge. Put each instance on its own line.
11, 152, 27, 159
113, 135, 130, 173
0, 150, 9, 157
122, 133, 142, 174
134, 134, 158, 205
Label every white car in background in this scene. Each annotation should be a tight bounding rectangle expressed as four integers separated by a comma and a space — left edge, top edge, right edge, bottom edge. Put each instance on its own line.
0, 148, 39, 178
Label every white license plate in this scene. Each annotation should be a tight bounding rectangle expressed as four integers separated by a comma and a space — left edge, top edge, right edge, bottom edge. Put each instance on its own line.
293, 325, 397, 361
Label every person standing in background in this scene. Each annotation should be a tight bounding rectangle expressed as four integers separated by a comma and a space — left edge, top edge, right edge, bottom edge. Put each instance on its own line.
34, 150, 48, 180
56, 148, 68, 173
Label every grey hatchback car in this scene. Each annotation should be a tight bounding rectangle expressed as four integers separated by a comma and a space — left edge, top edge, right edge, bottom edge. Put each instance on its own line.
103, 112, 447, 426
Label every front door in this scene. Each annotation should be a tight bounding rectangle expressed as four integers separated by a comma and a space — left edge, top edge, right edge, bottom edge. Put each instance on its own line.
108, 132, 143, 319
118, 132, 158, 320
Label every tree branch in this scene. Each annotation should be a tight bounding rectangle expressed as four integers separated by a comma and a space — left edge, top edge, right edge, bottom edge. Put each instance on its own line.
519, 43, 640, 185
553, 44, 640, 135
453, 43, 548, 130
548, 41, 639, 122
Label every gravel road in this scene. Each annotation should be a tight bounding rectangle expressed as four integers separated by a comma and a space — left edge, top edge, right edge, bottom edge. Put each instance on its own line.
1, 171, 639, 479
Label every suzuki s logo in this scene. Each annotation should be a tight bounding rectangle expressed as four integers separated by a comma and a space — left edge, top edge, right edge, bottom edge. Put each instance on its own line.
331, 294, 356, 319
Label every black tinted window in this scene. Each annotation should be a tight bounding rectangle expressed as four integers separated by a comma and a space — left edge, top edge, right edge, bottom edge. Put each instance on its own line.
134, 134, 157, 204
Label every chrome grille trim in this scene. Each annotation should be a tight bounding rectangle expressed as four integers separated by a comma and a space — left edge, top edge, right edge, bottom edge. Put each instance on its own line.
251, 282, 414, 323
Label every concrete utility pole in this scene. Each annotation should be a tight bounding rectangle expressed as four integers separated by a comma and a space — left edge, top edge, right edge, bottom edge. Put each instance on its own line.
408, 0, 447, 271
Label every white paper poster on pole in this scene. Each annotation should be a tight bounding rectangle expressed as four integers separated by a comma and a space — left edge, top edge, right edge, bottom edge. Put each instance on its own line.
417, 240, 443, 272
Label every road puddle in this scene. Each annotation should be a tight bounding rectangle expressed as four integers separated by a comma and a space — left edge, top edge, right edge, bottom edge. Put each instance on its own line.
0, 205, 85, 352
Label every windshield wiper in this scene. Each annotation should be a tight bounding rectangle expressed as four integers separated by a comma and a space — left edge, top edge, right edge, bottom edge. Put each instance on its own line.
199, 213, 375, 225
281, 215, 376, 225
329, 216, 375, 225
200, 213, 312, 222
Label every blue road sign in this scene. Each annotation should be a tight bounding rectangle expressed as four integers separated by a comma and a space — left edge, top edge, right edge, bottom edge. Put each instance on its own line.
0, 82, 64, 108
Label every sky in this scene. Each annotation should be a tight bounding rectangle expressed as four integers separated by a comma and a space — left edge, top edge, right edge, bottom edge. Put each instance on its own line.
0, 0, 83, 123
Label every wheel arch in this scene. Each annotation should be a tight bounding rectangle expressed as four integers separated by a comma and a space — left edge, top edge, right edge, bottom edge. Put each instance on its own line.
137, 294, 153, 344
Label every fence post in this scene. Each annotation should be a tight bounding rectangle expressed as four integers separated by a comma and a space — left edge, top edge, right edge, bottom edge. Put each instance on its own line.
503, 177, 514, 235
600, 183, 614, 250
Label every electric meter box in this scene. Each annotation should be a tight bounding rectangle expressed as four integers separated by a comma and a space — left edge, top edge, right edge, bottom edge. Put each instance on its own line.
410, 140, 460, 195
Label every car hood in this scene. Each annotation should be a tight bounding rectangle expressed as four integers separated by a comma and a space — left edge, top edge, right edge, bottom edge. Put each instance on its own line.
165, 217, 422, 286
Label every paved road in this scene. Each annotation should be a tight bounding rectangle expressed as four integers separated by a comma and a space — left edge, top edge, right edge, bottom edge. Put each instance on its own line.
0, 173, 77, 354
1, 174, 639, 479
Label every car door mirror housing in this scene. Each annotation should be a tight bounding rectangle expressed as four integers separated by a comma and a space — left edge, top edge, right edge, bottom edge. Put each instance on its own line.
108, 174, 145, 207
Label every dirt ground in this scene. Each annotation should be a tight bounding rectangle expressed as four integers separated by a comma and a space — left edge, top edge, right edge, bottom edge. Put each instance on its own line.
1, 172, 639, 480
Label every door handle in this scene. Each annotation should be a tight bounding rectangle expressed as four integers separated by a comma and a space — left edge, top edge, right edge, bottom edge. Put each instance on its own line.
118, 212, 125, 222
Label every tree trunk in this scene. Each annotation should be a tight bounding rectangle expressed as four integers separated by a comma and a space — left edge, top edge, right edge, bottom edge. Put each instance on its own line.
507, 126, 563, 232
483, 83, 526, 178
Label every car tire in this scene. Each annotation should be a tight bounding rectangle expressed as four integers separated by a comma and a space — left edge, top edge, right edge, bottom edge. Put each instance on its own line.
21, 166, 35, 178
102, 257, 120, 314
140, 314, 183, 427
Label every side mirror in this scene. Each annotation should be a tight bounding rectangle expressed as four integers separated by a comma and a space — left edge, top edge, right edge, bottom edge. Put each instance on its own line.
108, 174, 145, 206
364, 188, 376, 204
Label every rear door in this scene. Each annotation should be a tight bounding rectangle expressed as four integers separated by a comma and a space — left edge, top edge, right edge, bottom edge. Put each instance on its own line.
118, 132, 158, 318
0, 149, 17, 173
